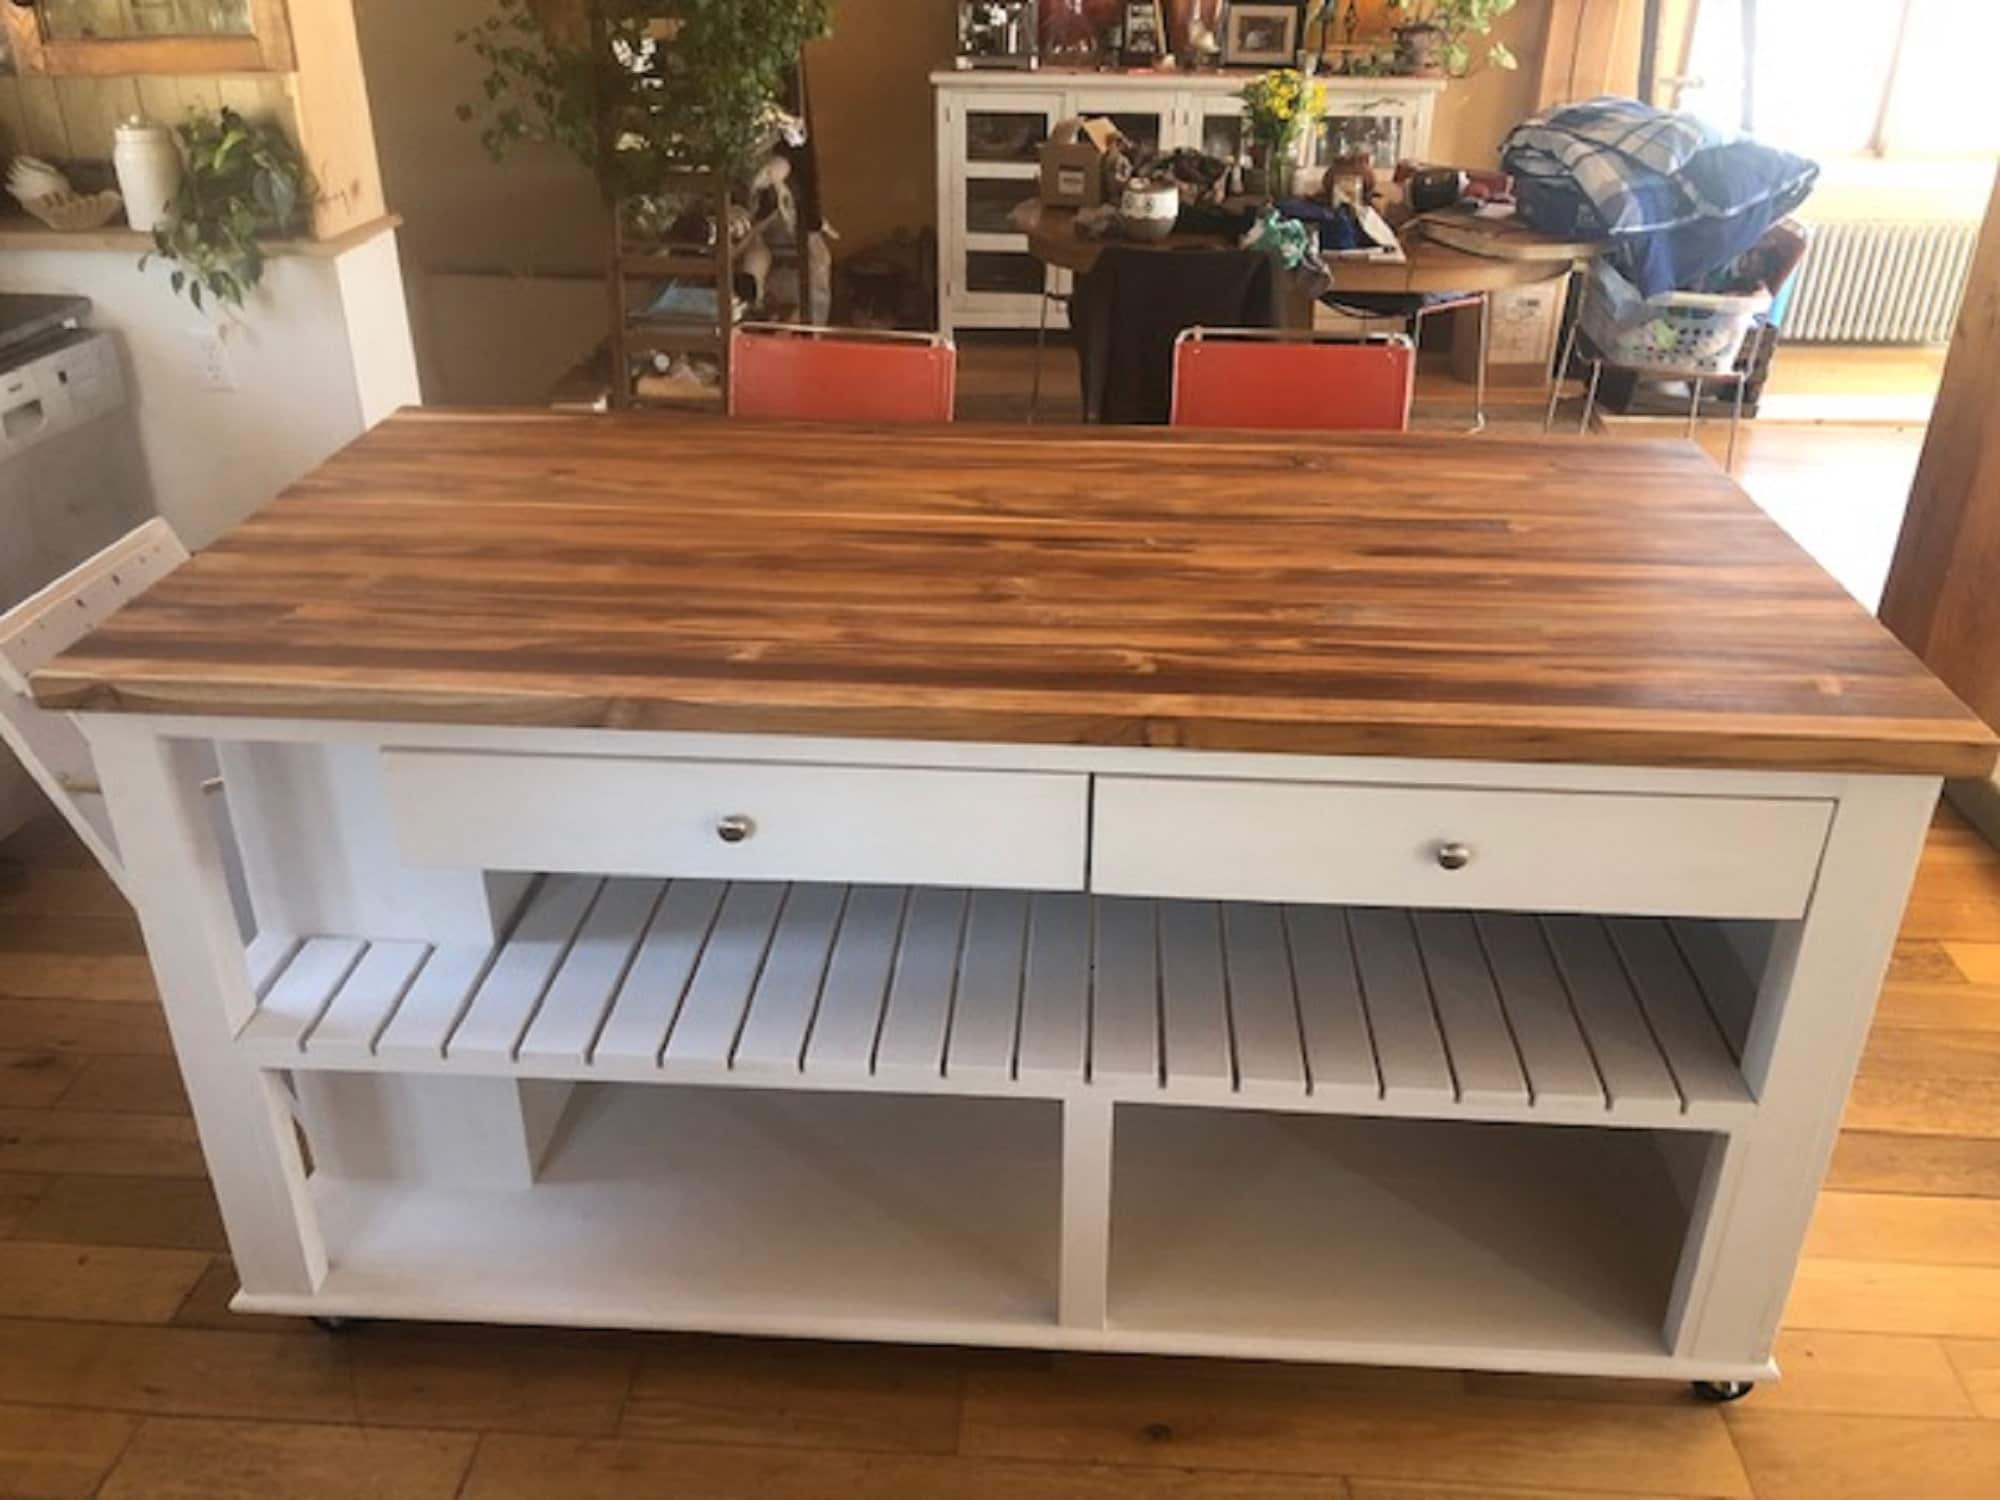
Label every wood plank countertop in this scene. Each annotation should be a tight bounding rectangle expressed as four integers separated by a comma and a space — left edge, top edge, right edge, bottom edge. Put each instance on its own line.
33, 409, 1999, 777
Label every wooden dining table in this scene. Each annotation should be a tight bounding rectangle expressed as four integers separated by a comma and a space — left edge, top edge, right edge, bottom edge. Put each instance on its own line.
1015, 198, 1592, 296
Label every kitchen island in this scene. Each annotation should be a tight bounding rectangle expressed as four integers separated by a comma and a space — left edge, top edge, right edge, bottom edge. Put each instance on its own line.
34, 410, 1997, 1389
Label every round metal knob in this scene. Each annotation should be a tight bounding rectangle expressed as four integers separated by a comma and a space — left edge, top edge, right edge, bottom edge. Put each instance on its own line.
715, 814, 756, 845
1435, 841, 1472, 871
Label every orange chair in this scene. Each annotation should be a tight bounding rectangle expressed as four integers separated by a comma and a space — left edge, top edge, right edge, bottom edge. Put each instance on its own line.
729, 323, 956, 424
1169, 328, 1416, 432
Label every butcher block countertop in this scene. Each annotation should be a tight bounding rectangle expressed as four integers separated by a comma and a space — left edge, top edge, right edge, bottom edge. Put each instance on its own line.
34, 409, 1999, 777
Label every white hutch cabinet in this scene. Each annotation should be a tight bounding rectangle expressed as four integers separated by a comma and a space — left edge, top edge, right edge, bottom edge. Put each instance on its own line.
931, 69, 1446, 333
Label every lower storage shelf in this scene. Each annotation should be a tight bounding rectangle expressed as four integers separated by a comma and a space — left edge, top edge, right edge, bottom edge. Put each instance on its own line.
294, 1083, 1062, 1339
1109, 1109, 1704, 1365
266, 1075, 1730, 1375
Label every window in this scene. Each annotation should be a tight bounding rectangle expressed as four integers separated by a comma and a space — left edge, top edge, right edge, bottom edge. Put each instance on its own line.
1680, 0, 2000, 160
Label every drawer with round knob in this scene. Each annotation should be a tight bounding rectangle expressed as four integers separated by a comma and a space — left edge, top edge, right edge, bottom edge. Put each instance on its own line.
1090, 776, 1834, 920
381, 749, 1088, 890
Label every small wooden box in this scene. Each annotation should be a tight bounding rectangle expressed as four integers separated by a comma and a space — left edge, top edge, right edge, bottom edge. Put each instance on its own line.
1452, 273, 1574, 387
1039, 141, 1103, 208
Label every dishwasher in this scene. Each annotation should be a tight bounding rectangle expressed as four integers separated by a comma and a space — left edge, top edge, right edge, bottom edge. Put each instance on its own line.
0, 293, 155, 842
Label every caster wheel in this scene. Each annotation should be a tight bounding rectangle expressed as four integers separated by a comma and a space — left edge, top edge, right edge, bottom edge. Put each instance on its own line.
310, 1315, 363, 1334
1692, 1380, 1754, 1403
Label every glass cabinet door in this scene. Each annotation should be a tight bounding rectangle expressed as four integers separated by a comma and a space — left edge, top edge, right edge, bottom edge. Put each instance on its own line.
964, 109, 1051, 165
1065, 100, 1171, 161
1316, 111, 1408, 171
41, 1, 252, 39
1194, 107, 1246, 164
6, 0, 291, 73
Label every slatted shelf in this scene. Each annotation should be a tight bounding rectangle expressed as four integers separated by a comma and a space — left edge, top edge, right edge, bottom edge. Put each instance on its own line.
236, 877, 1759, 1126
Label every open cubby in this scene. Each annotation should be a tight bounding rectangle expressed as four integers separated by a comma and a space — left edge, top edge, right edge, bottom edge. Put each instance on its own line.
299, 1082, 1063, 1338
1108, 1107, 1706, 1364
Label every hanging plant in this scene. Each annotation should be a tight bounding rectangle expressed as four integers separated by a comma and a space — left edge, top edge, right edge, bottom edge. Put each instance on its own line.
455, 0, 835, 191
1384, 0, 1518, 76
141, 108, 314, 311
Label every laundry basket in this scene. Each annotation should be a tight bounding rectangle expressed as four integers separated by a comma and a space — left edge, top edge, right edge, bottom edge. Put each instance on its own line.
1578, 261, 1771, 376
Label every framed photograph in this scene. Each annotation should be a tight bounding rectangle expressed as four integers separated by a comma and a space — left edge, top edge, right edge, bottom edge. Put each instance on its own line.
1223, 3, 1300, 67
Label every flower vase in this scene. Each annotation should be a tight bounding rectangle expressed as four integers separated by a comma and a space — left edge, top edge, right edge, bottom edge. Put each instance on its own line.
1253, 139, 1300, 202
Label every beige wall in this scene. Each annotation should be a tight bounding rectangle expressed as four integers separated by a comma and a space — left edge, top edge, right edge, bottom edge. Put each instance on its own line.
1427, 0, 1552, 170
808, 0, 956, 251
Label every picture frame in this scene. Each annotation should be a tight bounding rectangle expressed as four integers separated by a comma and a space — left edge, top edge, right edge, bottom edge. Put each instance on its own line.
1222, 3, 1300, 67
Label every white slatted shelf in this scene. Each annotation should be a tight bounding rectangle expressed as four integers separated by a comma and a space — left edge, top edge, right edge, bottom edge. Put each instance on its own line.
234, 880, 1758, 1127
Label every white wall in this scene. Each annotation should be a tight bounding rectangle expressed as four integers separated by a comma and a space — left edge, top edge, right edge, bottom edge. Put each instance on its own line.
0, 229, 420, 548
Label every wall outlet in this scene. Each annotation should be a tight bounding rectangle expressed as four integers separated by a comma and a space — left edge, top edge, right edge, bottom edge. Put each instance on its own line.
189, 326, 235, 392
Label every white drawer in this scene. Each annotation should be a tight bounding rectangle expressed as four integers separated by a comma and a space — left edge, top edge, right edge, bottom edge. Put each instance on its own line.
1091, 777, 1833, 920
383, 751, 1087, 891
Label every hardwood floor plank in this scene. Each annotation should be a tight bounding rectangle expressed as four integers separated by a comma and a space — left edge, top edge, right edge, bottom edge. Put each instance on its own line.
958, 1366, 1751, 1497
97, 1416, 474, 1500
1874, 980, 2000, 1031
1786, 1257, 2000, 1337
461, 1433, 1347, 1499
1804, 1190, 2000, 1266
1826, 1130, 2000, 1197
0, 1172, 43, 1237
1946, 942, 2000, 983
0, 1240, 208, 1322
1897, 898, 2000, 943
0, 1049, 83, 1108
350, 1334, 637, 1436
1349, 1487, 1702, 1500
622, 1337, 965, 1454
0, 1320, 355, 1422
0, 1401, 139, 1500
1724, 1410, 2000, 1500
169, 1256, 318, 1335
14, 1176, 225, 1254
1886, 939, 1966, 984
0, 953, 157, 1004
0, 914, 144, 957
0, 997, 171, 1057
1943, 1340, 2000, 1417
1861, 1025, 2000, 1081
0, 1108, 202, 1178
0, 865, 131, 921
1750, 1331, 1977, 1418
54, 1055, 189, 1115
1843, 1074, 2000, 1138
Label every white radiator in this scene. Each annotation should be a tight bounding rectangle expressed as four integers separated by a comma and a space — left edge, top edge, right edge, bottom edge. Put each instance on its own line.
1785, 220, 1979, 344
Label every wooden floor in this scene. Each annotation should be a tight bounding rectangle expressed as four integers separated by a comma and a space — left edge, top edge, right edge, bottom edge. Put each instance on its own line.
1, 806, 1998, 1499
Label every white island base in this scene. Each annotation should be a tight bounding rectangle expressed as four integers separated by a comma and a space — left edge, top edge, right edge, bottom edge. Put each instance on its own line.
85, 721, 1939, 1389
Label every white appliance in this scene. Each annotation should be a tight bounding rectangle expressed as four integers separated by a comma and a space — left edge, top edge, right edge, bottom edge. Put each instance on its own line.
0, 295, 155, 841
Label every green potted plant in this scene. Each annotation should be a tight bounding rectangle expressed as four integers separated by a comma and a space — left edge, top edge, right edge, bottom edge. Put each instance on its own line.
455, 0, 834, 190
142, 107, 313, 310
1385, 0, 1518, 77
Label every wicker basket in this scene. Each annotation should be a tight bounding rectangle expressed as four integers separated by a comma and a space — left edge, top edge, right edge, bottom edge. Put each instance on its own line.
19, 189, 125, 233
1579, 261, 1770, 377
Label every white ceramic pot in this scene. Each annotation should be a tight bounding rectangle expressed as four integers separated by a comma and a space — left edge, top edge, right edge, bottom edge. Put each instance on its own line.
1119, 178, 1180, 242
112, 117, 182, 233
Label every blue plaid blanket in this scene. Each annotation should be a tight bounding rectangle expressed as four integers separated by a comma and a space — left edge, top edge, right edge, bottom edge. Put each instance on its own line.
1502, 97, 1818, 297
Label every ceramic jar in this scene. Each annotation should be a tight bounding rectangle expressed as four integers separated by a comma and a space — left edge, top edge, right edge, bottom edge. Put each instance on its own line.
113, 117, 182, 233
1118, 178, 1181, 241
